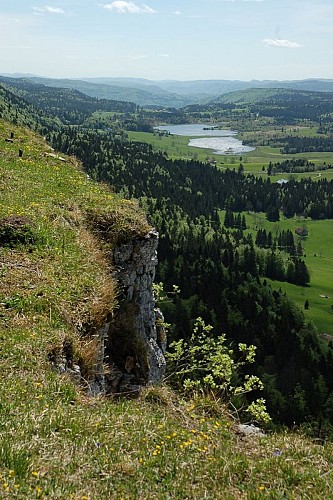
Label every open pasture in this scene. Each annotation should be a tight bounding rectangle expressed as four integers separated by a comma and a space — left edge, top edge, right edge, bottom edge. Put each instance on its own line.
245, 212, 333, 334
128, 130, 333, 180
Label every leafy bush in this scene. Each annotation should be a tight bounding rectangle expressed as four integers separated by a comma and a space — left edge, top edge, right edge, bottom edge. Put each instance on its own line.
166, 317, 271, 424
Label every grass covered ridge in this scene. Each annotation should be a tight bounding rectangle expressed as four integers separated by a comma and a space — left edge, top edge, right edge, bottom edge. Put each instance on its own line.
1, 119, 333, 498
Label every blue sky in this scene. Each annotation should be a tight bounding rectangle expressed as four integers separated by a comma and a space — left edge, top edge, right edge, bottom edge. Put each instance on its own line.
1, 0, 333, 81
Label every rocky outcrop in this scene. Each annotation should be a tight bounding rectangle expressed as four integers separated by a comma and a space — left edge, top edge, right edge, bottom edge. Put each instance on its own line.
49, 229, 166, 396
105, 229, 166, 393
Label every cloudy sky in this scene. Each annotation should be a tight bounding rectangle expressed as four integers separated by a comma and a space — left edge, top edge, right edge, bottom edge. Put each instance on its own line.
1, 0, 333, 81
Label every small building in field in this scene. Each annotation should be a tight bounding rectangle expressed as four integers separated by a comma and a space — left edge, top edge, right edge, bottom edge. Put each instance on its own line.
295, 227, 308, 237
277, 178, 289, 185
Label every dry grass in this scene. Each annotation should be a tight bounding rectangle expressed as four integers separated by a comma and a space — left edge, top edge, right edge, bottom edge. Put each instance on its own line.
86, 203, 152, 246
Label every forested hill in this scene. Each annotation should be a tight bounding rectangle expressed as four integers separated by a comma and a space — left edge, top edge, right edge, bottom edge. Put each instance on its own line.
1, 82, 333, 433
0, 76, 137, 125
0, 82, 59, 134
212, 87, 333, 104
1, 74, 191, 108
209, 87, 333, 123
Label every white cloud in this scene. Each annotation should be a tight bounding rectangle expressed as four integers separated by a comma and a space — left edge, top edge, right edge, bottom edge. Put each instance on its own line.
262, 38, 302, 49
102, 2, 156, 14
33, 6, 66, 15
158, 53, 170, 58
174, 10, 181, 15
131, 54, 148, 59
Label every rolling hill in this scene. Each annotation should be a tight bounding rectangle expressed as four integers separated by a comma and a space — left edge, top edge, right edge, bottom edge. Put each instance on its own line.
4, 74, 333, 108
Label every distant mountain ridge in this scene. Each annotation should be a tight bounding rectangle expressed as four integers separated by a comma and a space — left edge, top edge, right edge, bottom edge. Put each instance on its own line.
27, 76, 192, 108
82, 77, 333, 97
210, 87, 333, 105
3, 73, 333, 108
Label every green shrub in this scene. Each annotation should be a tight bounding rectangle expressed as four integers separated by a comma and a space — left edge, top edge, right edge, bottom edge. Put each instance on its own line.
166, 317, 271, 424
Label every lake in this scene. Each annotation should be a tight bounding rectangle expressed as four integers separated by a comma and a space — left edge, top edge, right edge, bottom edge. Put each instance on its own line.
155, 123, 255, 155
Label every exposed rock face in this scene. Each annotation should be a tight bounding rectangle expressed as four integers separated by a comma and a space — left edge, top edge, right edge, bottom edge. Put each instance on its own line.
106, 229, 166, 393
48, 229, 166, 395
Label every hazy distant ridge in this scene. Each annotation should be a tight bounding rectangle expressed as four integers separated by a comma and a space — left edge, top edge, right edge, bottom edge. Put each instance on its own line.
3, 74, 333, 107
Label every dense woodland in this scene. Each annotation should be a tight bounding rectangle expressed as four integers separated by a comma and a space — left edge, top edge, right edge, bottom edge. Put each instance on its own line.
1, 79, 333, 432
48, 126, 333, 429
251, 90, 333, 123
266, 159, 332, 175
0, 78, 153, 133
247, 136, 333, 154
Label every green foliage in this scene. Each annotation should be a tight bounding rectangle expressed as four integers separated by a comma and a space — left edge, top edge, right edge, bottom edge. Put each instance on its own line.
153, 282, 180, 304
167, 317, 271, 424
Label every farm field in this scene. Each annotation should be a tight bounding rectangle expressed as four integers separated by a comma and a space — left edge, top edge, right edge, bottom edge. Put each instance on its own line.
244, 212, 333, 334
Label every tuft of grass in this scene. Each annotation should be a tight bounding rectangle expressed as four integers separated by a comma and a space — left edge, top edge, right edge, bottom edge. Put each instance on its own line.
76, 335, 102, 380
0, 215, 35, 247
86, 203, 152, 247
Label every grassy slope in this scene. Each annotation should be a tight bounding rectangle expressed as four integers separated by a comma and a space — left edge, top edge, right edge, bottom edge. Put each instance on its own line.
218, 210, 333, 334
244, 213, 333, 334
1, 119, 333, 498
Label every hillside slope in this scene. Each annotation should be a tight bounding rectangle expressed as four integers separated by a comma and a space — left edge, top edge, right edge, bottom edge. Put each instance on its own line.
211, 87, 333, 105
1, 120, 333, 498
26, 76, 191, 108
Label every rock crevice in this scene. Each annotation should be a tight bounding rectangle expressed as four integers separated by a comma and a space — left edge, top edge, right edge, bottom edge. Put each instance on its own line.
105, 229, 166, 393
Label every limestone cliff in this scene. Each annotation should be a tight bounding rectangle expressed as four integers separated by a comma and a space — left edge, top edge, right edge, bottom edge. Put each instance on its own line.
106, 229, 166, 394
50, 228, 167, 396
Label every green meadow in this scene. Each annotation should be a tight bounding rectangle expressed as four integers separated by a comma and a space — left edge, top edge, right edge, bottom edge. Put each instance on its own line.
128, 130, 333, 180
128, 130, 211, 162
228, 211, 333, 334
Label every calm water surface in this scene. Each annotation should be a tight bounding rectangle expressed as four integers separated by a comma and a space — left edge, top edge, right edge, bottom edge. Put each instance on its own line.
155, 123, 255, 155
